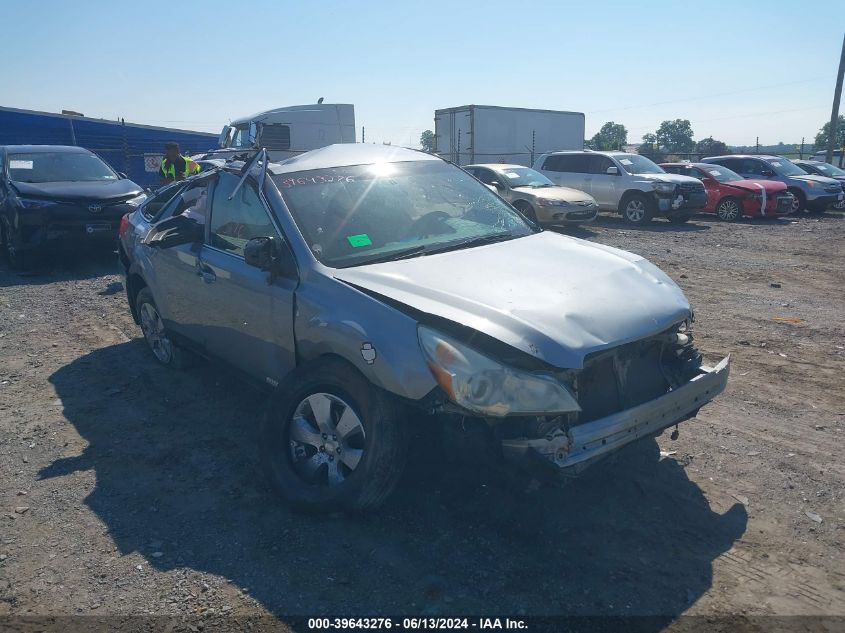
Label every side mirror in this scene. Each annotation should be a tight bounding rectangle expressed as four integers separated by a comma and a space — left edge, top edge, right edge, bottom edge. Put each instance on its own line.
244, 236, 276, 271
244, 236, 297, 280
143, 215, 203, 249
606, 166, 618, 175
490, 180, 504, 190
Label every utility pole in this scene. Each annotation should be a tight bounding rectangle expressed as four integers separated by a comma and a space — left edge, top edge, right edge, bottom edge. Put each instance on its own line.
755, 136, 759, 154
826, 32, 845, 164
800, 137, 805, 159
361, 126, 365, 143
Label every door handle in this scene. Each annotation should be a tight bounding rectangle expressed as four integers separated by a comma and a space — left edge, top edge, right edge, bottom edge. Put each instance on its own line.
195, 260, 216, 283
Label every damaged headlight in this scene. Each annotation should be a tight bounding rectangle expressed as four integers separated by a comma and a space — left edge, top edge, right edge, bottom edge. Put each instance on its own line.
125, 193, 148, 207
652, 181, 676, 194
418, 326, 581, 417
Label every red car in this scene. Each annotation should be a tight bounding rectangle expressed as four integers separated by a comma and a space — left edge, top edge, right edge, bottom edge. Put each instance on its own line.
660, 162, 794, 221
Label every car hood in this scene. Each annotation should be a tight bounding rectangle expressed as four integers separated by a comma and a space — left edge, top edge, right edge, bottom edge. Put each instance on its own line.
789, 173, 840, 186
10, 179, 143, 201
332, 232, 690, 369
723, 179, 786, 193
511, 185, 595, 203
632, 173, 701, 185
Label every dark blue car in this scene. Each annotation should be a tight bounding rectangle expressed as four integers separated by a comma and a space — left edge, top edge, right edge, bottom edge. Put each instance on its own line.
0, 145, 147, 268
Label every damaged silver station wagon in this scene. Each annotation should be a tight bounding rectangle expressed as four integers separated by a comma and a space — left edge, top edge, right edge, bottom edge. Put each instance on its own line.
118, 144, 729, 511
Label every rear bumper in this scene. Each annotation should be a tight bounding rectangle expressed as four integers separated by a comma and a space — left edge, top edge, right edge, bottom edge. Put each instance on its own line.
501, 356, 730, 473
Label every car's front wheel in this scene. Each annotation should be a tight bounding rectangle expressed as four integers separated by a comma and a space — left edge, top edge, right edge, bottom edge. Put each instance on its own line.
261, 359, 409, 512
715, 197, 742, 222
788, 188, 806, 214
513, 200, 538, 223
620, 193, 653, 225
2, 223, 37, 270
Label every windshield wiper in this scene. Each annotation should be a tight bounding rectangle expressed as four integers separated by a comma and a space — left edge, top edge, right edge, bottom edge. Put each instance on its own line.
427, 233, 520, 254
357, 245, 428, 265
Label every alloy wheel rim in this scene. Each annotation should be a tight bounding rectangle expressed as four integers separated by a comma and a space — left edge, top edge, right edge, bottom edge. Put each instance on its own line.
288, 393, 366, 487
791, 196, 800, 213
626, 200, 645, 222
719, 200, 740, 220
139, 302, 173, 364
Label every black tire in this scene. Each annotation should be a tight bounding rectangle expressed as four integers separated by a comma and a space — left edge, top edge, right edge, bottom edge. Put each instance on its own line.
715, 197, 743, 222
2, 223, 37, 270
135, 287, 191, 369
787, 188, 806, 214
514, 200, 538, 223
261, 358, 409, 513
620, 192, 654, 225
667, 214, 692, 224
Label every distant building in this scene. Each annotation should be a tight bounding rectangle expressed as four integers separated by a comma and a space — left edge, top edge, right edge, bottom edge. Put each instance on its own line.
0, 106, 217, 187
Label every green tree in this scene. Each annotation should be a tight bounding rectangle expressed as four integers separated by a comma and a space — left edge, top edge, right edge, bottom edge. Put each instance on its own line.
656, 119, 695, 153
420, 129, 436, 153
695, 136, 728, 157
638, 132, 665, 162
814, 115, 845, 150
588, 121, 628, 151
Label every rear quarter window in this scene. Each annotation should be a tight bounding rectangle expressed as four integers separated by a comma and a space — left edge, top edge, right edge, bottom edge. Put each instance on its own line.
542, 154, 588, 173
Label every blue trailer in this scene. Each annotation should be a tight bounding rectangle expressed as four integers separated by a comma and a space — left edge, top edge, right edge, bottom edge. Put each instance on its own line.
0, 106, 217, 187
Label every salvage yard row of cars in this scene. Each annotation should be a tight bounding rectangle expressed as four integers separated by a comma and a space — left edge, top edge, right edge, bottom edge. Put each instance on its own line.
465, 150, 844, 227
0, 140, 842, 512
2, 144, 845, 270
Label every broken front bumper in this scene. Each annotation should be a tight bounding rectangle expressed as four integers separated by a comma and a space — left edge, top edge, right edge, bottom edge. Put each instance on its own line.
501, 356, 729, 473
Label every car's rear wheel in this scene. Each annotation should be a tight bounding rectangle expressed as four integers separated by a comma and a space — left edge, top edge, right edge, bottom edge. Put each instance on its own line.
513, 200, 538, 223
135, 287, 190, 368
788, 188, 805, 214
715, 197, 742, 222
621, 193, 653, 225
261, 359, 409, 513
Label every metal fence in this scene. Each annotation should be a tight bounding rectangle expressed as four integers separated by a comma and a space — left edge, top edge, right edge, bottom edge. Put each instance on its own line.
637, 142, 845, 167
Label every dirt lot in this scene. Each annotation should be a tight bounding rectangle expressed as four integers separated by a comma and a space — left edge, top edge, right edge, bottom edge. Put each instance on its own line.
1, 211, 843, 631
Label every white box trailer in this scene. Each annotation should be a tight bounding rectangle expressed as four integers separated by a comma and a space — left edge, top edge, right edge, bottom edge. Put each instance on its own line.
435, 105, 584, 167
201, 103, 356, 162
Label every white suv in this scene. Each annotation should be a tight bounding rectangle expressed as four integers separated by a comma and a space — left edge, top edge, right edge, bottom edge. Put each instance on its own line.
534, 151, 708, 224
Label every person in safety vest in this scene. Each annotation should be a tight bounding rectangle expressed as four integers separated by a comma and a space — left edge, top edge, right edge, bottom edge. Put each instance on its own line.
159, 142, 200, 184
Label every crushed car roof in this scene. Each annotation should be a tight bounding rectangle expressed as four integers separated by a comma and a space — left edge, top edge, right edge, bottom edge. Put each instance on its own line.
268, 144, 438, 175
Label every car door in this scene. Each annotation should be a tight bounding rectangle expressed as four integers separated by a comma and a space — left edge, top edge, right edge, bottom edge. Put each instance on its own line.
738, 158, 768, 180
147, 178, 214, 344
472, 167, 510, 201
540, 154, 589, 191
586, 155, 617, 207
195, 171, 297, 385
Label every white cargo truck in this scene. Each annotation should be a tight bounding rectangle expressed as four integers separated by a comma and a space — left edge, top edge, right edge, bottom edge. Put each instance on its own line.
434, 105, 584, 167
199, 103, 356, 162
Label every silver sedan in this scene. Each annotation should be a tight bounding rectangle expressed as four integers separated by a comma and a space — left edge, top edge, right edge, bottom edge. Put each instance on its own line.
464, 164, 598, 225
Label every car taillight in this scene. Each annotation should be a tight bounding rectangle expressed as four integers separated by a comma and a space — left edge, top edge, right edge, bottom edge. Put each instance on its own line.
118, 213, 130, 239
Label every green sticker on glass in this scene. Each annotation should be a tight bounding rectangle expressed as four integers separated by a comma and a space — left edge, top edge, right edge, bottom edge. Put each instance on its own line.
347, 233, 373, 248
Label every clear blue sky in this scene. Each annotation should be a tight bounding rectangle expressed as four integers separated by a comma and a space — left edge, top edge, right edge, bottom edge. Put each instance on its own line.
2, 0, 843, 147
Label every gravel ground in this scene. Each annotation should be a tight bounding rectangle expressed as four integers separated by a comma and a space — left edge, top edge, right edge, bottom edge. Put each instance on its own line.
0, 211, 843, 632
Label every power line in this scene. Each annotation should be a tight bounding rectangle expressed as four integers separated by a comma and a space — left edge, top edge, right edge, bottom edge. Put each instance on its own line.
586, 76, 833, 116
